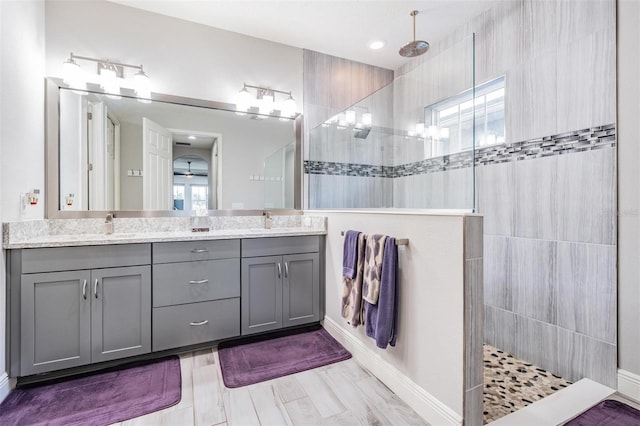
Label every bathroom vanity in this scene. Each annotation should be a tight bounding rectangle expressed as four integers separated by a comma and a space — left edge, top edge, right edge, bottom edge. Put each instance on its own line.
4, 222, 326, 380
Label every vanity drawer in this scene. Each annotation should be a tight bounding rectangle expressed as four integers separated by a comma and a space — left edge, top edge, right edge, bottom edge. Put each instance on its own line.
242, 236, 320, 257
21, 244, 151, 273
152, 239, 240, 264
152, 298, 240, 351
153, 259, 240, 307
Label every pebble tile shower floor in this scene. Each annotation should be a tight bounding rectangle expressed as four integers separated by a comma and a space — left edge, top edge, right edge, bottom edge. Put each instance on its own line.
483, 344, 572, 424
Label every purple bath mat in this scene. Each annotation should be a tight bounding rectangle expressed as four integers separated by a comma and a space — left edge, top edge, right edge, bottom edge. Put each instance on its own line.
218, 327, 351, 388
565, 399, 640, 425
0, 356, 181, 426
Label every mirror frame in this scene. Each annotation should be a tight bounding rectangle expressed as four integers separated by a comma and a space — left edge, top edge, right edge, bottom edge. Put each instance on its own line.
45, 78, 303, 218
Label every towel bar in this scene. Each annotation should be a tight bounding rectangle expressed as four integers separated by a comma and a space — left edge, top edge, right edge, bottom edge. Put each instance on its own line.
340, 231, 409, 246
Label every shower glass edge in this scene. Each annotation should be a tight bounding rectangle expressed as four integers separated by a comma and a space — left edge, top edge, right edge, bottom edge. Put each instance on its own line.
305, 33, 476, 212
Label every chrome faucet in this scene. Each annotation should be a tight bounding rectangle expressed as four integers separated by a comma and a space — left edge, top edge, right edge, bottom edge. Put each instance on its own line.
263, 211, 272, 229
104, 213, 114, 235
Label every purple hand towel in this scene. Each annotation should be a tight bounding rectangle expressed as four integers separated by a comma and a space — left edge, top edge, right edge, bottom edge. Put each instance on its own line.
342, 230, 360, 278
365, 236, 398, 349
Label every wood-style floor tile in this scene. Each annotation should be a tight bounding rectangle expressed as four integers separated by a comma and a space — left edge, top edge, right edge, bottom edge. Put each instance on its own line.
223, 387, 260, 426
249, 382, 294, 426
294, 368, 345, 418
284, 397, 323, 426
106, 347, 426, 426
192, 364, 226, 426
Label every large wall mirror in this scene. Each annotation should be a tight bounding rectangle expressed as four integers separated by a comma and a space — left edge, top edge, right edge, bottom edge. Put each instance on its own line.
46, 79, 301, 218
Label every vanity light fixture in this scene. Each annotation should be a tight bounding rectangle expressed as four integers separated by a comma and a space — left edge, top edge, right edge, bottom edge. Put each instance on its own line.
324, 109, 373, 131
61, 52, 152, 101
235, 83, 297, 118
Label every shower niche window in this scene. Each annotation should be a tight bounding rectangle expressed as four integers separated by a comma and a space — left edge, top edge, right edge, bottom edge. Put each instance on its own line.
425, 76, 505, 159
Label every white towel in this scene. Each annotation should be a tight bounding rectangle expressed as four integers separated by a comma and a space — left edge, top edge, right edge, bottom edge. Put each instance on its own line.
362, 234, 386, 304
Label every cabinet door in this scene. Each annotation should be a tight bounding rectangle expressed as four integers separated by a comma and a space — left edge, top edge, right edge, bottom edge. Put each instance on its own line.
20, 271, 91, 375
282, 253, 320, 327
241, 256, 282, 335
91, 266, 151, 362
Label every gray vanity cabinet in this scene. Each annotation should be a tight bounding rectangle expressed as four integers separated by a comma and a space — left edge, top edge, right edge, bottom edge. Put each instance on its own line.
241, 256, 283, 334
10, 244, 152, 377
90, 266, 151, 363
20, 271, 91, 375
151, 239, 241, 351
282, 253, 320, 328
241, 236, 321, 335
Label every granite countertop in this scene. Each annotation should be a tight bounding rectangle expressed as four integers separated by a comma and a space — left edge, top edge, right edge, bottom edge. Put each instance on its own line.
4, 227, 327, 249
3, 216, 328, 249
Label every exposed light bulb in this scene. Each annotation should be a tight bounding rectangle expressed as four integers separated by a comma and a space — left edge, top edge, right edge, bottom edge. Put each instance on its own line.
99, 66, 120, 99
280, 94, 296, 118
345, 110, 356, 125
134, 69, 151, 103
362, 112, 373, 127
258, 91, 274, 115
62, 57, 86, 94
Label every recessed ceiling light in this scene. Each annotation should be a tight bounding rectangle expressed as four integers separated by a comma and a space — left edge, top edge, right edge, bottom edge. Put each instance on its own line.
188, 135, 196, 140
369, 40, 385, 50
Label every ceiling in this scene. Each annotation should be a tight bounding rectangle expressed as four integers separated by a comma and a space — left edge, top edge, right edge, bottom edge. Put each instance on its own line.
108, 0, 496, 70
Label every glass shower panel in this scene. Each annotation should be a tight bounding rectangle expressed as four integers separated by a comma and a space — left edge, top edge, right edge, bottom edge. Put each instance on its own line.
264, 142, 295, 209
306, 33, 475, 210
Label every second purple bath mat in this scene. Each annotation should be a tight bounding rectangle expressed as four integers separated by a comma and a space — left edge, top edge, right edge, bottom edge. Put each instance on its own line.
218, 327, 351, 388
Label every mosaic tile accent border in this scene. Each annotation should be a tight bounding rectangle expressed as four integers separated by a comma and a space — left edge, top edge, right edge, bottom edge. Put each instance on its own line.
304, 161, 395, 178
305, 124, 616, 178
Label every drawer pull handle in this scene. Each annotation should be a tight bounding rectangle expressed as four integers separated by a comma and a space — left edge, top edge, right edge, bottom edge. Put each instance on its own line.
189, 320, 209, 326
189, 279, 209, 285
277, 263, 282, 279
82, 279, 87, 300
285, 262, 289, 278
191, 248, 209, 253
94, 279, 99, 299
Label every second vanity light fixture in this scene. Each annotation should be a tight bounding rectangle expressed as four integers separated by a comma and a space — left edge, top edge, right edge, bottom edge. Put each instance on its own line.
62, 52, 151, 101
235, 83, 297, 119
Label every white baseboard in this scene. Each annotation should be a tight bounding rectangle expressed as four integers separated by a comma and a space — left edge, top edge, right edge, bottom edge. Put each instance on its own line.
0, 373, 10, 403
618, 369, 640, 402
323, 317, 462, 425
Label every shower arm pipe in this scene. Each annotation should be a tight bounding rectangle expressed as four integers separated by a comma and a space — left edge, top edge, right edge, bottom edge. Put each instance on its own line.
242, 83, 292, 97
69, 52, 145, 72
340, 230, 409, 246
412, 10, 417, 42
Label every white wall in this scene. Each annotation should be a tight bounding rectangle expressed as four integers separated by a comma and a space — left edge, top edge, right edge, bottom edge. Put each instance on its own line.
617, 0, 640, 379
317, 211, 467, 423
45, 0, 302, 111
0, 0, 46, 399
1, 0, 45, 220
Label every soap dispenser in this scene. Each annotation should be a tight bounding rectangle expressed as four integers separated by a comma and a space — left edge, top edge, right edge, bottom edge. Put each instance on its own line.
264, 211, 272, 229
104, 213, 114, 235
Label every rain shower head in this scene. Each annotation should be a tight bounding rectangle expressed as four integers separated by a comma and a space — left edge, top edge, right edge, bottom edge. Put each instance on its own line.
399, 10, 430, 58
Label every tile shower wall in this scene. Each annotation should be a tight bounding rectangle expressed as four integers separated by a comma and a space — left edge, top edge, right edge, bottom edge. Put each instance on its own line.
393, 0, 617, 387
303, 50, 393, 209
